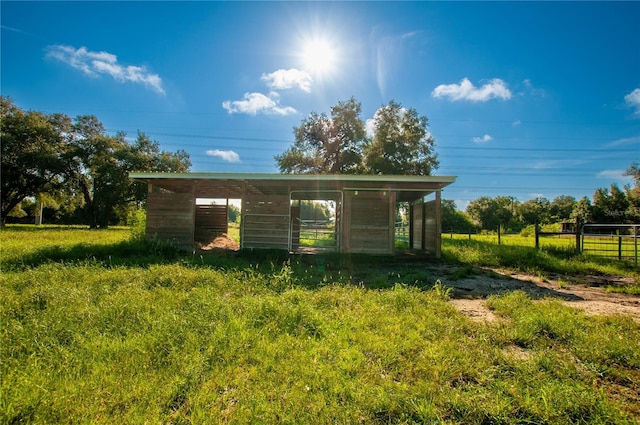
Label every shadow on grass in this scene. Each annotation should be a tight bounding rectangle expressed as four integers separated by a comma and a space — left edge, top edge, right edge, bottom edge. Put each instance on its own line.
442, 237, 638, 276
3, 230, 624, 302
1, 239, 186, 270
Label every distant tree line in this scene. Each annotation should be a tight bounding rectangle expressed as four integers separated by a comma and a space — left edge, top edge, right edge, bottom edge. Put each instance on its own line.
442, 165, 640, 233
1, 96, 191, 227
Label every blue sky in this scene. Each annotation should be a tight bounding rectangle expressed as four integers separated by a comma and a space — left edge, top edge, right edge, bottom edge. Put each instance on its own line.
2, 1, 639, 209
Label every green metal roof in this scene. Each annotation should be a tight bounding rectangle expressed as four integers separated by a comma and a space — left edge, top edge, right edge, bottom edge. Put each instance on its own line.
129, 172, 456, 202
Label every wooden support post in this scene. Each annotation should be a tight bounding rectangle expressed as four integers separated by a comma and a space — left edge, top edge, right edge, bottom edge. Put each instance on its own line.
421, 199, 426, 250
435, 190, 442, 258
535, 222, 539, 249
409, 203, 414, 249
497, 225, 501, 245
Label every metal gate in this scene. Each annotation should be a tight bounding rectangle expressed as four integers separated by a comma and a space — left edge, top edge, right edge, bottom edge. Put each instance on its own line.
289, 191, 343, 253
581, 224, 639, 267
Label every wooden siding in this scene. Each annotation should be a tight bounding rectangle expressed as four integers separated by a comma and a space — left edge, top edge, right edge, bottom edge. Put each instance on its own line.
146, 191, 194, 250
194, 204, 228, 243
345, 191, 394, 254
423, 200, 438, 254
412, 201, 424, 250
241, 195, 290, 250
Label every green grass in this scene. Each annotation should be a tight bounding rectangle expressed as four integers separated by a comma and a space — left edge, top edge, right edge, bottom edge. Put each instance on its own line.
2, 225, 640, 423
442, 235, 640, 294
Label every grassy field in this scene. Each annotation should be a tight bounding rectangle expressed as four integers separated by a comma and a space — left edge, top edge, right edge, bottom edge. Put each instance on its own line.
442, 234, 639, 292
2, 225, 640, 423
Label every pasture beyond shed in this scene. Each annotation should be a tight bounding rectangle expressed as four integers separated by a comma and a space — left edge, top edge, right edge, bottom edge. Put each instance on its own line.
129, 173, 456, 257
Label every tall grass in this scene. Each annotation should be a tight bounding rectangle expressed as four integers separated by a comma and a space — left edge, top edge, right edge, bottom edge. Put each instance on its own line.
442, 236, 639, 278
2, 225, 639, 423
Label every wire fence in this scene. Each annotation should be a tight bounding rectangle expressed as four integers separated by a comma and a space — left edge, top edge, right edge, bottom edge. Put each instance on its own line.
439, 223, 638, 267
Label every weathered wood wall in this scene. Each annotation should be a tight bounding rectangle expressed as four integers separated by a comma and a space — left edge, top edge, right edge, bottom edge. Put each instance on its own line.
146, 191, 194, 250
344, 191, 394, 254
241, 195, 290, 250
412, 201, 424, 250
194, 204, 228, 243
423, 200, 438, 254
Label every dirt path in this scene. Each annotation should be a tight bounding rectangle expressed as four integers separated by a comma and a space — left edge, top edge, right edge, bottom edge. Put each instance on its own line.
440, 267, 640, 323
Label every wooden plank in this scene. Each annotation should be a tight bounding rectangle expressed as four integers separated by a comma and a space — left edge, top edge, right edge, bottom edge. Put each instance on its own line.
347, 191, 393, 254
194, 205, 228, 243
423, 200, 437, 253
412, 201, 424, 250
146, 191, 194, 250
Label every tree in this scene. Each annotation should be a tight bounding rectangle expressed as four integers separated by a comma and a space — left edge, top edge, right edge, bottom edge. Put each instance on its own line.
466, 196, 515, 231
1, 100, 191, 227
363, 100, 438, 175
592, 184, 629, 223
518, 197, 551, 226
549, 195, 576, 222
0, 97, 69, 225
228, 204, 241, 224
623, 162, 640, 222
275, 97, 366, 174
66, 122, 191, 228
299, 200, 331, 221
275, 98, 439, 176
441, 199, 476, 233
571, 196, 593, 224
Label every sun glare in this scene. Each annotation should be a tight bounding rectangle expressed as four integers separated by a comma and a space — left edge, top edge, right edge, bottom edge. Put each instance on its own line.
302, 39, 336, 75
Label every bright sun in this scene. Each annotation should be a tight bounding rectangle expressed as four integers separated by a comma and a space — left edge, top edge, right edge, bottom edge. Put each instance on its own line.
301, 39, 336, 75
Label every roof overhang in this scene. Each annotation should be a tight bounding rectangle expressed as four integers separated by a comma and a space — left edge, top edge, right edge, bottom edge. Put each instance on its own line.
129, 172, 456, 203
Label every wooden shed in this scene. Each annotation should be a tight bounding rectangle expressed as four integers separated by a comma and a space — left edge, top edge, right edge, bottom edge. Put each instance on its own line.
129, 173, 456, 257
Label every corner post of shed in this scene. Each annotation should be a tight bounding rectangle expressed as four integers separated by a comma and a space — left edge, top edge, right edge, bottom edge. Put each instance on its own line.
435, 189, 442, 259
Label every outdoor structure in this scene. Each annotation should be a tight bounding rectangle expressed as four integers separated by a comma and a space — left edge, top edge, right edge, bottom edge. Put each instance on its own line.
129, 172, 456, 257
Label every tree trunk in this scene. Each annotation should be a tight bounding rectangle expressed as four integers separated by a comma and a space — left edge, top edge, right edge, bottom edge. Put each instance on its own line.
79, 177, 98, 229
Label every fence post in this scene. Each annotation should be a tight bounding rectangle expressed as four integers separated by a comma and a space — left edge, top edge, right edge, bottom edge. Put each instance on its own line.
576, 218, 582, 254
534, 222, 539, 250
497, 226, 501, 245
618, 234, 623, 260
634, 225, 638, 268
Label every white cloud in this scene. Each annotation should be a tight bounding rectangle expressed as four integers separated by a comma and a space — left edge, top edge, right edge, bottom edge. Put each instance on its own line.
222, 92, 297, 115
512, 120, 522, 127
624, 88, 640, 116
261, 69, 312, 92
472, 134, 493, 144
365, 118, 376, 139
45, 45, 165, 95
432, 78, 512, 102
596, 169, 633, 182
605, 135, 640, 147
206, 149, 241, 163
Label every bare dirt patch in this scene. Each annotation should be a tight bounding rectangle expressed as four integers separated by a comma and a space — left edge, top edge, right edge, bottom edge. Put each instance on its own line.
439, 266, 640, 323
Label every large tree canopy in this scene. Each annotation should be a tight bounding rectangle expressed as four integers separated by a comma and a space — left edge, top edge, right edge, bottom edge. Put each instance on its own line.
363, 100, 438, 176
466, 196, 516, 231
1, 97, 69, 225
275, 97, 366, 174
0, 97, 191, 227
275, 98, 438, 176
